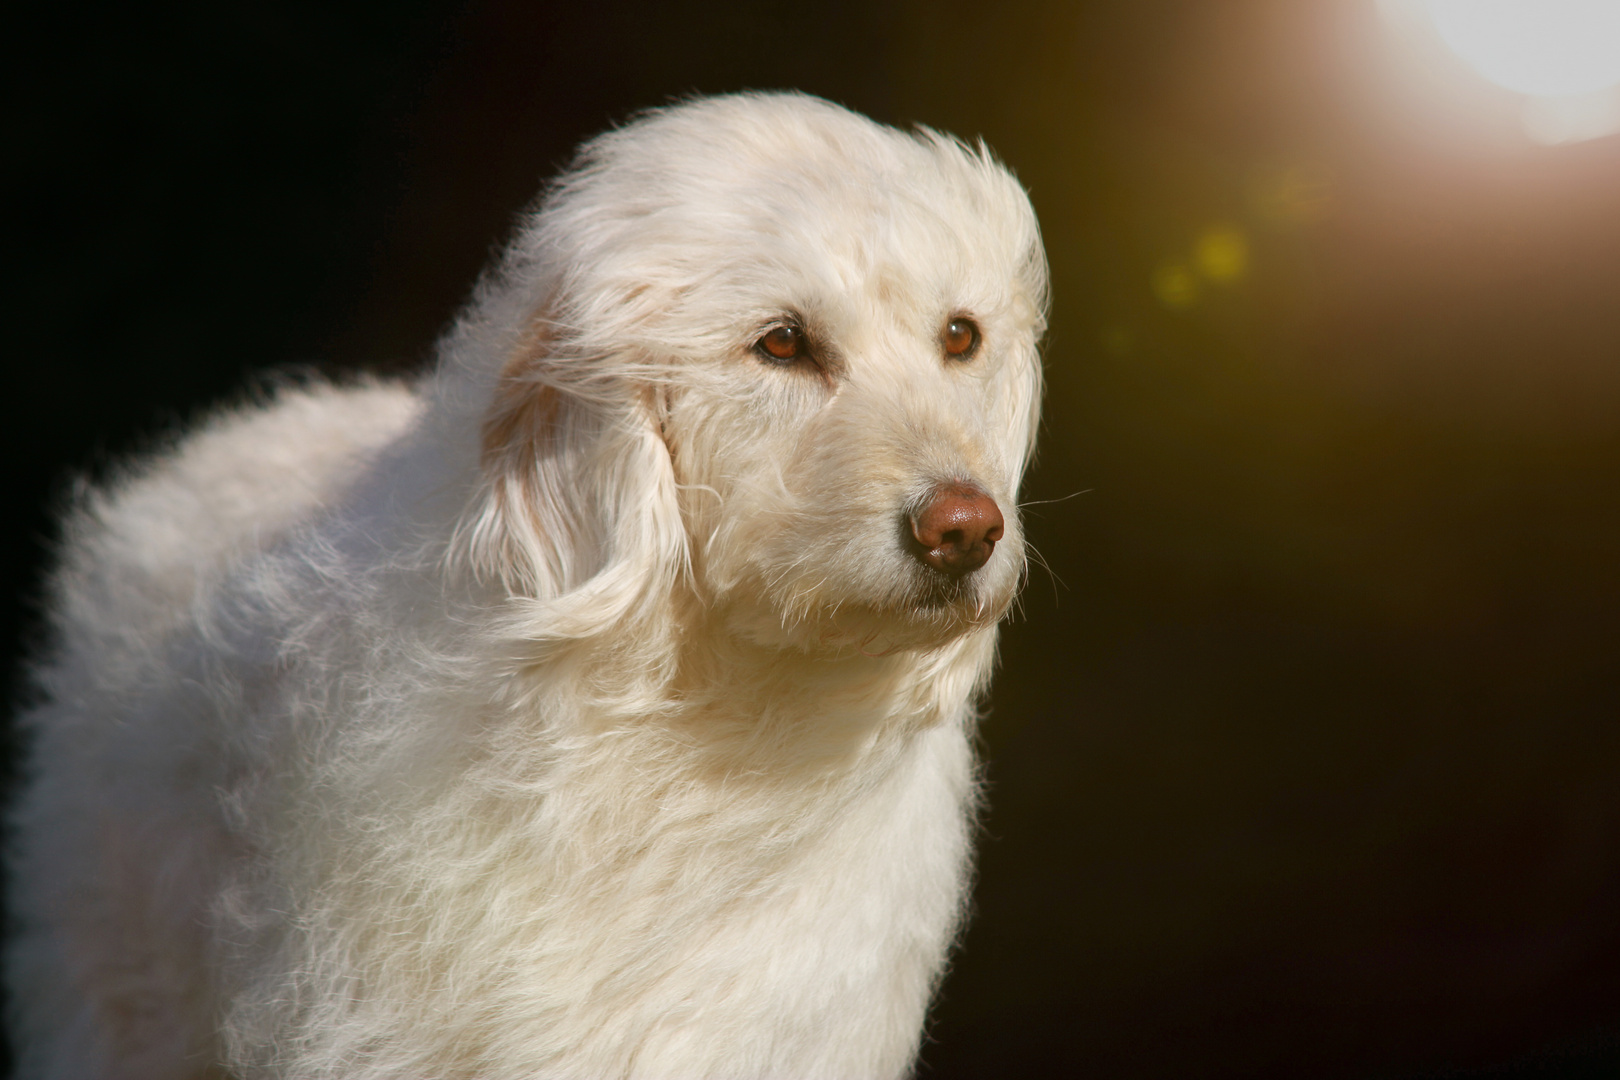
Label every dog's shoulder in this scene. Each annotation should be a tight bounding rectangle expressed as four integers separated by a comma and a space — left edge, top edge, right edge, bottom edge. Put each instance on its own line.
48, 377, 424, 655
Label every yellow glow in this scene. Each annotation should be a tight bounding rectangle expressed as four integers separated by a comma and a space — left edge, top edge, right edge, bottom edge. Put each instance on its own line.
1194, 226, 1249, 283
1152, 263, 1199, 310
1252, 163, 1335, 226
1101, 326, 1136, 357
1422, 1, 1620, 97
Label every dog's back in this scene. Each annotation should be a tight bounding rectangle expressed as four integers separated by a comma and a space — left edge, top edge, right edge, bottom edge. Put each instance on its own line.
7, 380, 421, 1079
44, 380, 421, 653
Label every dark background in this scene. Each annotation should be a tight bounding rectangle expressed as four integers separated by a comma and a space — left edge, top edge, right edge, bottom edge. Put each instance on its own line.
8, 1, 1620, 1076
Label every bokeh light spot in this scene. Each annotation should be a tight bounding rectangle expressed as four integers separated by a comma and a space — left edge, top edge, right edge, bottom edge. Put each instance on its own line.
1195, 225, 1249, 283
1152, 263, 1200, 310
1101, 325, 1136, 357
1252, 162, 1335, 226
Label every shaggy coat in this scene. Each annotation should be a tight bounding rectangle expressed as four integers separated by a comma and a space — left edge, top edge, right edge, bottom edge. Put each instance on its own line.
7, 93, 1047, 1079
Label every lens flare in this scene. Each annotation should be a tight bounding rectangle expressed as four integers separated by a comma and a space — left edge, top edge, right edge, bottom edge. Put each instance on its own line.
1521, 88, 1620, 144
1152, 263, 1199, 310
1423, 0, 1620, 98
1252, 162, 1336, 226
1195, 226, 1249, 283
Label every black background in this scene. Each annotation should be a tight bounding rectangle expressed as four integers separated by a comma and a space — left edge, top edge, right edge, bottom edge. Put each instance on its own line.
8, 1, 1620, 1076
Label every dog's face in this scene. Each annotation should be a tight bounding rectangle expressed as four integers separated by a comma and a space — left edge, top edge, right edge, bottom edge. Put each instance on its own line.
652, 104, 1044, 652
479, 95, 1045, 655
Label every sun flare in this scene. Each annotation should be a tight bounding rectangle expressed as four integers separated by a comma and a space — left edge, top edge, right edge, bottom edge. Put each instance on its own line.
1422, 0, 1620, 98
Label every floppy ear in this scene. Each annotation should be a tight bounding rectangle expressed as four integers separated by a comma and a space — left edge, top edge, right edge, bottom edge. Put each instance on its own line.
457, 322, 687, 642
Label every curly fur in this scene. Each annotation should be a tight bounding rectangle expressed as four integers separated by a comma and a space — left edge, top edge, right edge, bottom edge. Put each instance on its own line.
7, 92, 1047, 1079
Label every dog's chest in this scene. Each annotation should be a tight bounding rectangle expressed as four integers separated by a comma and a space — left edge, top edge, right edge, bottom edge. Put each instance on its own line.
436, 715, 978, 1077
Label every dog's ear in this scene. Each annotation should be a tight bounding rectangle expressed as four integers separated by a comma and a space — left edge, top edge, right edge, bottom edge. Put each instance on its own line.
458, 323, 686, 640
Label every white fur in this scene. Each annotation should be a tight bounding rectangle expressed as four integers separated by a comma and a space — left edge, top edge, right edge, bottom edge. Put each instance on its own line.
7, 93, 1047, 1080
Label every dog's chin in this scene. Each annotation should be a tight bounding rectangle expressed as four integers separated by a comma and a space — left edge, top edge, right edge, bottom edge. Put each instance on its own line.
719, 572, 1015, 657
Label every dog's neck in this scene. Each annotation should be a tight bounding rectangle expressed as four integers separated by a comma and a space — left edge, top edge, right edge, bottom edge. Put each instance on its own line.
656, 607, 995, 775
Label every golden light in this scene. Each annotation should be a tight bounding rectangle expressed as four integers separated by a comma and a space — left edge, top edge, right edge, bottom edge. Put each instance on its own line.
1397, 0, 1620, 144
1194, 226, 1249, 284
1250, 163, 1335, 227
1151, 263, 1199, 310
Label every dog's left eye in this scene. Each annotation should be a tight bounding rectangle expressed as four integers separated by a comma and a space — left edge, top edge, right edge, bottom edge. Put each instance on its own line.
943, 318, 981, 359
756, 325, 809, 365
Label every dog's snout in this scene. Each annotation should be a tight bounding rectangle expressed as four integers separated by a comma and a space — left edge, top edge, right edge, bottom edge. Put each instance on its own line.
908, 484, 1005, 576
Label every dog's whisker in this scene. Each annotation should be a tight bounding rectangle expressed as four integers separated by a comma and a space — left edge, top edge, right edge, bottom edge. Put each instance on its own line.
1017, 487, 1093, 510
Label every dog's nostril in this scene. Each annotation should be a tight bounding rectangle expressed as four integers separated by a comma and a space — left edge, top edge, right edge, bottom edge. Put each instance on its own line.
908, 483, 1005, 577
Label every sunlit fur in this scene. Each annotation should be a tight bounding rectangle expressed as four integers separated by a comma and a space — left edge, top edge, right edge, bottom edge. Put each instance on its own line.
6, 93, 1047, 1080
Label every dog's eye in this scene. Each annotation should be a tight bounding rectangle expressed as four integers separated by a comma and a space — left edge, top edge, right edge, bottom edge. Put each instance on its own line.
944, 318, 980, 359
757, 325, 808, 364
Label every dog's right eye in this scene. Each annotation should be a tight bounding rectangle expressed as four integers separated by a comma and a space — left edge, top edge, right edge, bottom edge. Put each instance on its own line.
756, 325, 809, 365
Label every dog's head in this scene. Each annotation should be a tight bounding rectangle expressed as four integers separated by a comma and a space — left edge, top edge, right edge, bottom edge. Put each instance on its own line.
461, 93, 1046, 656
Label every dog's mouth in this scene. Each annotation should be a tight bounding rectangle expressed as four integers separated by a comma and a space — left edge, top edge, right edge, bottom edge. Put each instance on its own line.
910, 568, 976, 611
811, 585, 1009, 656
721, 561, 1013, 654
907, 564, 1018, 635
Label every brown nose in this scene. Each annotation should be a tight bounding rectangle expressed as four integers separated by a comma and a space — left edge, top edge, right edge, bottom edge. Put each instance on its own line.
908, 483, 1005, 576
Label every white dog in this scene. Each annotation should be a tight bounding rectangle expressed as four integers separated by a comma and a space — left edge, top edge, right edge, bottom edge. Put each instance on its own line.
7, 92, 1047, 1079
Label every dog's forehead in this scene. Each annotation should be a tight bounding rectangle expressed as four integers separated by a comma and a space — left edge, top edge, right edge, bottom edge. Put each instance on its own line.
679, 138, 1031, 322
549, 96, 1045, 346
738, 141, 1011, 258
